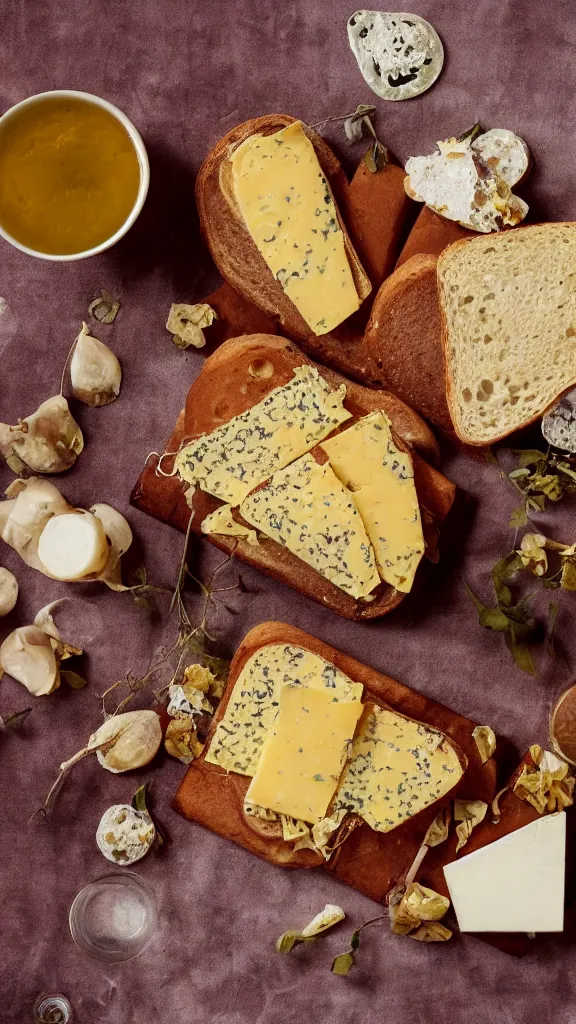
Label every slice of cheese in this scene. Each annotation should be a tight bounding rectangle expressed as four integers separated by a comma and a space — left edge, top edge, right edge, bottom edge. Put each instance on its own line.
332, 704, 463, 832
206, 643, 362, 776
201, 504, 258, 546
230, 121, 365, 335
321, 412, 425, 593
239, 454, 380, 599
175, 366, 351, 505
443, 813, 566, 933
245, 683, 363, 823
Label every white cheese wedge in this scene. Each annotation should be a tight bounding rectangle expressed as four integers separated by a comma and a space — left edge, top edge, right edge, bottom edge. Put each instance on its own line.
175, 366, 351, 505
37, 512, 109, 581
332, 704, 463, 832
320, 412, 425, 592
245, 683, 363, 824
443, 813, 566, 933
230, 121, 364, 335
239, 453, 380, 599
206, 643, 362, 776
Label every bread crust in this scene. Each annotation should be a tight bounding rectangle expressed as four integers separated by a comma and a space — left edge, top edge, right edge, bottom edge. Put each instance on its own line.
396, 205, 474, 268
195, 115, 370, 342
131, 335, 455, 620
342, 158, 416, 287
365, 254, 453, 432
173, 622, 496, 879
438, 223, 576, 445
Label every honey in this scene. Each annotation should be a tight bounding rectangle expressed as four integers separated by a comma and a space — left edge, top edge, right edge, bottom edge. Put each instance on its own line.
0, 96, 141, 255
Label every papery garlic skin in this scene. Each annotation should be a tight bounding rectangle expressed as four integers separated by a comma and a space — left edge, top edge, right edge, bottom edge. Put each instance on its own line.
0, 625, 59, 695
87, 710, 162, 773
0, 395, 83, 473
37, 512, 109, 581
70, 323, 122, 407
0, 567, 18, 616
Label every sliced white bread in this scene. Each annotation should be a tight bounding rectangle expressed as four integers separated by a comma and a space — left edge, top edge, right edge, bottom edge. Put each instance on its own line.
438, 224, 576, 445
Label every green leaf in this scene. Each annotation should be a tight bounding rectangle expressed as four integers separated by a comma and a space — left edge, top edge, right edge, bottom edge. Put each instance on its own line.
457, 122, 483, 143
556, 462, 576, 483
1, 707, 32, 730
276, 931, 302, 954
132, 783, 148, 813
479, 608, 510, 631
331, 951, 355, 976
527, 495, 546, 512
465, 583, 487, 614
508, 505, 528, 530
60, 670, 88, 690
513, 449, 547, 468
561, 559, 576, 591
508, 467, 531, 481
505, 633, 536, 676
133, 594, 152, 610
350, 930, 361, 951
491, 553, 522, 606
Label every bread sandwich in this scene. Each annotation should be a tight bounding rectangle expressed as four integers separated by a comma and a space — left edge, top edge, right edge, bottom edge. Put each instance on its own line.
173, 622, 495, 883
132, 334, 455, 620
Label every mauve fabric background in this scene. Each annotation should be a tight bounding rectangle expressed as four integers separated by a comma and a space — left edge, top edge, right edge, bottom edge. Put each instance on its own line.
1, 0, 576, 1020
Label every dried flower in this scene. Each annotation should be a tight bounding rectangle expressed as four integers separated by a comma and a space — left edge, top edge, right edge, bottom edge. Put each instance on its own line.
276, 904, 345, 953
454, 799, 488, 852
517, 533, 548, 576
0, 395, 83, 474
513, 748, 575, 814
166, 303, 218, 349
423, 806, 451, 847
0, 567, 18, 616
389, 882, 451, 937
70, 322, 122, 407
472, 725, 497, 764
164, 716, 204, 763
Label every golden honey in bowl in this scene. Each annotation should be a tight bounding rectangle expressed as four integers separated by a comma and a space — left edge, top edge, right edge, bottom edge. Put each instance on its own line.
0, 95, 141, 255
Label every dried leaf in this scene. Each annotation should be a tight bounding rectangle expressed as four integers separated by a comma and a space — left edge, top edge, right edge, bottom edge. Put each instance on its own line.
514, 751, 575, 813
390, 883, 450, 936
472, 725, 496, 764
491, 552, 522, 605
509, 505, 528, 529
479, 607, 510, 631
301, 904, 345, 938
457, 122, 483, 144
364, 139, 388, 173
423, 806, 451, 847
517, 533, 548, 577
344, 117, 364, 143
513, 449, 548, 469
0, 707, 32, 730
505, 633, 536, 676
465, 583, 487, 614
331, 951, 355, 975
167, 303, 217, 350
164, 715, 204, 763
132, 783, 148, 813
410, 922, 452, 942
276, 931, 302, 954
60, 670, 88, 690
561, 559, 576, 591
454, 799, 488, 851
88, 290, 120, 325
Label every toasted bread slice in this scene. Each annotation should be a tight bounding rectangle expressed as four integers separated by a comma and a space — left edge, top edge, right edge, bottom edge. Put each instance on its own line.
201, 282, 278, 352
439, 223, 576, 445
195, 115, 370, 343
131, 335, 454, 621
396, 206, 473, 267
173, 622, 496, 875
365, 254, 453, 432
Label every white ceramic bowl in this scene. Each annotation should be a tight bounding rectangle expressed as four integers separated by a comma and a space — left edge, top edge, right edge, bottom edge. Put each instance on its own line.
0, 89, 150, 261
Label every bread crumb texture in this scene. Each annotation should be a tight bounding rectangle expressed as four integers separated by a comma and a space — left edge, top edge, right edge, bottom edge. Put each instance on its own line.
439, 225, 576, 443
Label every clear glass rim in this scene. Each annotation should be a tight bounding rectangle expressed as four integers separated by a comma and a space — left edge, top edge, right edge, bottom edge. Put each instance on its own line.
68, 871, 158, 963
0, 90, 150, 261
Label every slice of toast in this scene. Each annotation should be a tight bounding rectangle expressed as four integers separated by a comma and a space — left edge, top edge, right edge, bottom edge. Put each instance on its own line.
396, 206, 474, 268
131, 335, 455, 621
439, 223, 576, 445
364, 254, 453, 432
201, 282, 278, 352
173, 622, 496, 881
195, 115, 370, 343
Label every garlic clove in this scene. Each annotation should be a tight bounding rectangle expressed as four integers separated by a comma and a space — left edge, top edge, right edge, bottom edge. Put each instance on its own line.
0, 395, 83, 474
70, 323, 122, 407
86, 710, 162, 773
0, 478, 72, 574
0, 624, 60, 695
0, 567, 18, 616
37, 512, 109, 581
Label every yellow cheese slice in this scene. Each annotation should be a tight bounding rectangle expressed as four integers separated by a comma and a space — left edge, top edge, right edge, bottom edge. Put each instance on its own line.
230, 121, 365, 335
320, 412, 425, 593
201, 504, 258, 546
245, 683, 363, 824
206, 643, 362, 776
333, 705, 463, 833
175, 366, 351, 505
239, 453, 381, 599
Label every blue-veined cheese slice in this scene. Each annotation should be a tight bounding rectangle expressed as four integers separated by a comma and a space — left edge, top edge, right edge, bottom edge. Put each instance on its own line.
201, 504, 258, 546
239, 453, 380, 599
175, 366, 351, 505
229, 121, 365, 335
245, 683, 363, 824
320, 411, 425, 593
205, 643, 363, 776
332, 704, 463, 832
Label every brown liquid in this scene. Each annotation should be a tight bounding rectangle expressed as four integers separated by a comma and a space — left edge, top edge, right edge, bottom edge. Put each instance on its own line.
0, 96, 141, 255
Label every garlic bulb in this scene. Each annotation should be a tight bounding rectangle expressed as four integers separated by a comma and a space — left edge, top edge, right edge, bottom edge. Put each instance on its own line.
0, 567, 18, 616
0, 395, 83, 474
0, 479, 133, 590
0, 625, 60, 695
87, 711, 162, 773
70, 323, 122, 407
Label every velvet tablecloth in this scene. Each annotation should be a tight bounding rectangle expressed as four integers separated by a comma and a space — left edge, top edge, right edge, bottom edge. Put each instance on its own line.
1, 1, 576, 1020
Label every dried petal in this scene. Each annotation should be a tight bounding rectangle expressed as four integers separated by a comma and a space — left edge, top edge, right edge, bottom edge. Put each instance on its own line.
472, 725, 497, 764
300, 904, 345, 938
166, 303, 217, 349
164, 715, 204, 763
390, 882, 450, 935
410, 922, 452, 942
454, 799, 488, 852
513, 748, 575, 814
280, 816, 310, 843
517, 533, 548, 576
423, 805, 451, 847
88, 289, 120, 324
